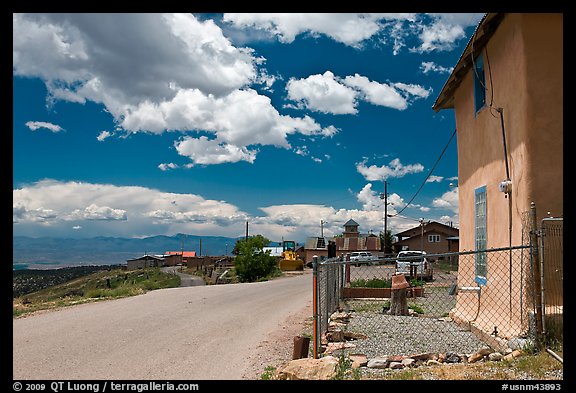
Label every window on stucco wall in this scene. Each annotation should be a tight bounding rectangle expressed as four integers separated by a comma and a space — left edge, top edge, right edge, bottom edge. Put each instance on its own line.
473, 54, 486, 115
475, 186, 487, 285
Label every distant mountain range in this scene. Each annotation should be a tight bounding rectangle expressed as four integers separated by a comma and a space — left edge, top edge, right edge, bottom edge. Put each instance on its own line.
13, 234, 242, 270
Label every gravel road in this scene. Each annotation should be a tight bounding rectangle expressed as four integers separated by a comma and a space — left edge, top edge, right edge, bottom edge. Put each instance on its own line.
161, 266, 205, 287
13, 272, 312, 380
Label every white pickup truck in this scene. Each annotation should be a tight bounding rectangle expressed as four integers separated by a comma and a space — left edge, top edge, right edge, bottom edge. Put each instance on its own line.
395, 250, 433, 281
349, 251, 378, 266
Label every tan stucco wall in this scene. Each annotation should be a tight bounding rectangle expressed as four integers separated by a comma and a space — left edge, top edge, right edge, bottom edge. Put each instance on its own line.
450, 13, 563, 339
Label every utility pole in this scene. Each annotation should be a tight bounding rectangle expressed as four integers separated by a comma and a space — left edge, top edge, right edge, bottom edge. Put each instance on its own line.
245, 221, 249, 241
380, 180, 388, 254
384, 181, 388, 249
320, 220, 325, 238
419, 218, 424, 252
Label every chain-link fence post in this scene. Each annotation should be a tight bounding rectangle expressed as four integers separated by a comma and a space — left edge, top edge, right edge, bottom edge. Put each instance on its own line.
529, 202, 544, 346
312, 256, 319, 359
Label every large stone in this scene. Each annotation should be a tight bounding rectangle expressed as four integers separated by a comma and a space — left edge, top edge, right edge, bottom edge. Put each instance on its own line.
488, 352, 504, 361
344, 331, 368, 340
388, 355, 408, 362
401, 358, 416, 367
389, 361, 404, 370
323, 342, 355, 354
326, 330, 345, 342
478, 347, 494, 356
445, 352, 461, 363
330, 311, 351, 322
328, 321, 347, 330
503, 349, 524, 361
276, 356, 340, 380
467, 353, 484, 363
426, 359, 442, 366
508, 337, 532, 351
367, 357, 390, 369
410, 352, 435, 361
349, 354, 368, 369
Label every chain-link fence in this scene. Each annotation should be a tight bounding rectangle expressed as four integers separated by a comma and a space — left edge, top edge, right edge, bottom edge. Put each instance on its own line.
312, 245, 550, 359
540, 218, 563, 348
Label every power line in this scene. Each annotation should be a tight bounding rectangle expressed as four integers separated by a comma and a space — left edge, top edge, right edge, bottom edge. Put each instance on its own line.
389, 128, 457, 217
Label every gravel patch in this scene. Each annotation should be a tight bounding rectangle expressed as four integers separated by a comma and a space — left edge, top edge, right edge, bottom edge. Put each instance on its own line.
336, 311, 488, 358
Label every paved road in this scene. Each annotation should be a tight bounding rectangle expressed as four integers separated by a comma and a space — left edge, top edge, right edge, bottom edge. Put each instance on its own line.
161, 266, 206, 287
13, 272, 312, 380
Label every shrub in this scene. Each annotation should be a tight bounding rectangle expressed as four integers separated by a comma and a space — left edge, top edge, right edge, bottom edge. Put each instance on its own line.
350, 277, 392, 288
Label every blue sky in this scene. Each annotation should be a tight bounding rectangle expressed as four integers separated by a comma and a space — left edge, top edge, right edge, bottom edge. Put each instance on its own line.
13, 13, 484, 242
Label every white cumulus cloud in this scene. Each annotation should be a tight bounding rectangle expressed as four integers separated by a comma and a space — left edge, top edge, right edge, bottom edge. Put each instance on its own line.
287, 72, 431, 114
432, 187, 459, 213
158, 163, 179, 171
25, 121, 64, 133
223, 13, 483, 53
286, 71, 358, 114
420, 61, 453, 74
13, 179, 249, 238
14, 13, 339, 166
96, 130, 111, 141
357, 158, 425, 181
175, 136, 258, 165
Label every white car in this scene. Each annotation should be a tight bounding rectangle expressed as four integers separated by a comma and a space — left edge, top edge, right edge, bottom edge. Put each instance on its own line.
349, 251, 378, 266
395, 250, 433, 281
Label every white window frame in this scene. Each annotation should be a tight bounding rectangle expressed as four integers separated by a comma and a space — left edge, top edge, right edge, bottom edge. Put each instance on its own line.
474, 185, 487, 285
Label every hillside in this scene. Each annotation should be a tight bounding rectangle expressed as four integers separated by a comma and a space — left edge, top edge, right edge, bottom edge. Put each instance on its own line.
13, 266, 181, 317
13, 234, 241, 269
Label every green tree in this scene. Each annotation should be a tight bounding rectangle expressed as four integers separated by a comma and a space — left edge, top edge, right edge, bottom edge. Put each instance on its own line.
380, 230, 394, 256
233, 235, 279, 282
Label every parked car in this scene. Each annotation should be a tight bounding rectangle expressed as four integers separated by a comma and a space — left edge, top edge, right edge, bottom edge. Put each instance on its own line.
349, 251, 378, 266
395, 250, 433, 281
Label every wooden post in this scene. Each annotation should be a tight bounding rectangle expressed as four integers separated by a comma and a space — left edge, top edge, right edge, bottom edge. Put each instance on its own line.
390, 288, 408, 315
390, 273, 409, 316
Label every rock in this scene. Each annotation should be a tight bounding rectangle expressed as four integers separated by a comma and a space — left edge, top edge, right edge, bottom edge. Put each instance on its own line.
326, 330, 345, 342
330, 311, 351, 322
401, 358, 416, 367
276, 356, 340, 380
488, 352, 504, 361
445, 352, 461, 363
468, 353, 484, 363
388, 354, 407, 362
503, 349, 524, 361
349, 354, 368, 369
367, 357, 390, 369
328, 321, 347, 330
426, 359, 442, 366
344, 331, 368, 340
411, 352, 435, 361
437, 353, 446, 363
508, 337, 533, 351
389, 361, 404, 370
478, 347, 494, 356
323, 342, 355, 354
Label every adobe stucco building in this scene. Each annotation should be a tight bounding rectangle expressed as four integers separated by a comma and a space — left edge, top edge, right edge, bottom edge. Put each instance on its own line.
433, 13, 563, 341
